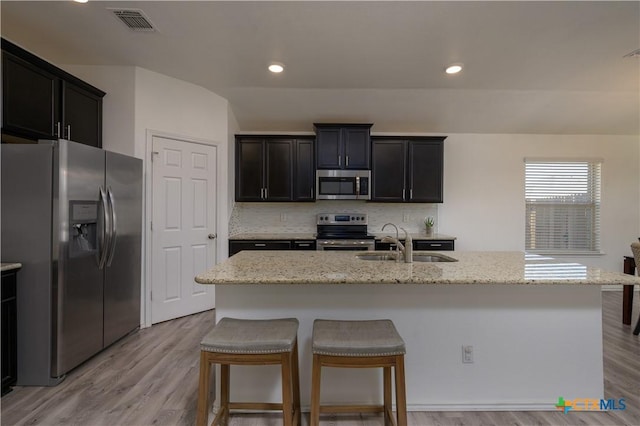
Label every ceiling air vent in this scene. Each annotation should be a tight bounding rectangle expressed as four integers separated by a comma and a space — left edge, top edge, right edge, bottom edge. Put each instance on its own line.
109, 8, 157, 32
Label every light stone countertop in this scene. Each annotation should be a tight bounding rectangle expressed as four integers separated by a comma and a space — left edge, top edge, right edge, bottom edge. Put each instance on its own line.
195, 251, 640, 286
1, 262, 22, 272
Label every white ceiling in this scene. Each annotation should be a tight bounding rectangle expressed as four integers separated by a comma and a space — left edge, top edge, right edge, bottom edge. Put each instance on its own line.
2, 1, 639, 134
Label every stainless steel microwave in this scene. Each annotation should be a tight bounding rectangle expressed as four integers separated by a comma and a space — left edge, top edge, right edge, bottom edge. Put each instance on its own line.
316, 170, 371, 200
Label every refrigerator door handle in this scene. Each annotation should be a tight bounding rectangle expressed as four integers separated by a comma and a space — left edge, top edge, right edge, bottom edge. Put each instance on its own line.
98, 186, 111, 269
106, 187, 118, 267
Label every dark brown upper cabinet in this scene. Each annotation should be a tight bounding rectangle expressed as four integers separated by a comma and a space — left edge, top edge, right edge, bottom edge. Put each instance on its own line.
2, 39, 105, 148
314, 123, 372, 170
371, 136, 445, 203
293, 138, 315, 201
235, 136, 315, 202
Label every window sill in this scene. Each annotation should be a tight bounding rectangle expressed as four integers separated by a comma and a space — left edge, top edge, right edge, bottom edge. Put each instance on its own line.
526, 251, 605, 257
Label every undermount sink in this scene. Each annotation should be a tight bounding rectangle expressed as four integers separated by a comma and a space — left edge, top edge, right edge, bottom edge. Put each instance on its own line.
356, 253, 458, 262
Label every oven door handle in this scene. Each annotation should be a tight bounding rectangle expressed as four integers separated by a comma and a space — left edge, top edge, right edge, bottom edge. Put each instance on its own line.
355, 176, 360, 199
316, 239, 375, 250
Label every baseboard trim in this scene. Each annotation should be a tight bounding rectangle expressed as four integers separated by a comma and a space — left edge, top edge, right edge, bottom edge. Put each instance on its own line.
291, 402, 557, 412
405, 403, 556, 411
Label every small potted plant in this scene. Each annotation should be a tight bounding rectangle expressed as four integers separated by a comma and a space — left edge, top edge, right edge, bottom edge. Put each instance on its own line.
424, 217, 435, 237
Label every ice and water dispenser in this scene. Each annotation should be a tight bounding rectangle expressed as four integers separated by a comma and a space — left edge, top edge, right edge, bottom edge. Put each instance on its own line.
69, 201, 98, 257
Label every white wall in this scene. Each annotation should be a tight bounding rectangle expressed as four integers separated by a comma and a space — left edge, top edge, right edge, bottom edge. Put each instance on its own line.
133, 67, 228, 157
440, 134, 640, 272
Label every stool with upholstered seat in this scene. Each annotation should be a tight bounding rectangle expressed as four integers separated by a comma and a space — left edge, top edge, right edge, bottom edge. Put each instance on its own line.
310, 319, 407, 426
196, 317, 301, 426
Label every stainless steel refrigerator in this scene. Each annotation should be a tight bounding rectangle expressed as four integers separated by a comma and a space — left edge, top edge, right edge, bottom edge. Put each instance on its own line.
1, 139, 142, 385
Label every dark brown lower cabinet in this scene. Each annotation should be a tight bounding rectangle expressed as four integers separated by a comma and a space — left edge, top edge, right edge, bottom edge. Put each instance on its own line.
1, 269, 18, 396
375, 239, 455, 251
229, 239, 317, 256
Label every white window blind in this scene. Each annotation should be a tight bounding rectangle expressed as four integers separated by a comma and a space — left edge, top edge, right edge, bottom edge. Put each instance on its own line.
525, 160, 601, 253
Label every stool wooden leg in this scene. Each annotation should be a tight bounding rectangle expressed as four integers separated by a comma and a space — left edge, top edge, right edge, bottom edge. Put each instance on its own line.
281, 351, 294, 426
383, 366, 392, 426
291, 341, 301, 425
220, 364, 230, 426
196, 352, 211, 426
394, 355, 407, 426
310, 354, 322, 426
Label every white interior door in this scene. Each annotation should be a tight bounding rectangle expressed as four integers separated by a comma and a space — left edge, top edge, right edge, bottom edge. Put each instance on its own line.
151, 135, 217, 324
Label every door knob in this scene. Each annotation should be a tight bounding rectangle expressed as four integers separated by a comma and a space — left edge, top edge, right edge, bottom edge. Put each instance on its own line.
208, 233, 217, 240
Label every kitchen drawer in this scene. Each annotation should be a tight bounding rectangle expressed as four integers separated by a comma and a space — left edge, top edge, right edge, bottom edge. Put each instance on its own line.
413, 240, 454, 251
229, 240, 292, 256
293, 240, 316, 250
375, 241, 404, 251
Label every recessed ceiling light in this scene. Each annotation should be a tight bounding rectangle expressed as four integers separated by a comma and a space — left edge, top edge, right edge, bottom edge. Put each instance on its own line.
445, 63, 463, 74
268, 63, 284, 73
73, 0, 89, 3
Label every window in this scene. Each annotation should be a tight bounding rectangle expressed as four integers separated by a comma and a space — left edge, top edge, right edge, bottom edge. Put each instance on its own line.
525, 159, 601, 253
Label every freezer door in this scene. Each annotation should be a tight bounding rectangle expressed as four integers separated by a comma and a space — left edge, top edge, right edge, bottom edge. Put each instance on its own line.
53, 140, 105, 377
103, 151, 142, 347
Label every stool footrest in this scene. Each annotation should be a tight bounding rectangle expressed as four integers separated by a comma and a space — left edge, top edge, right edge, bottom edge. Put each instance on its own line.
228, 402, 283, 411
320, 405, 384, 413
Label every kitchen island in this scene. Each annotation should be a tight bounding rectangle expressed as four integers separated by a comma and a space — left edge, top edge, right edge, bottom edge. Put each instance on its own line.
195, 251, 639, 411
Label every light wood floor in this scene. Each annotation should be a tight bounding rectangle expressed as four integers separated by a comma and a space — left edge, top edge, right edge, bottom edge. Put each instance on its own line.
1, 291, 639, 426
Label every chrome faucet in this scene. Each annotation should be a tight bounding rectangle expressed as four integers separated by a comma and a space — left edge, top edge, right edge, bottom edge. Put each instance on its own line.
381, 223, 412, 263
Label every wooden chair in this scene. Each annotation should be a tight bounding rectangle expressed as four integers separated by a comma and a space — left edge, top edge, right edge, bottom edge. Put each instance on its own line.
310, 319, 407, 426
196, 317, 301, 426
631, 242, 640, 335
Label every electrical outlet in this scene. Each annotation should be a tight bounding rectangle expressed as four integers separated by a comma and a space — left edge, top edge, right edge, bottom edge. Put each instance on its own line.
280, 213, 287, 222
462, 345, 474, 363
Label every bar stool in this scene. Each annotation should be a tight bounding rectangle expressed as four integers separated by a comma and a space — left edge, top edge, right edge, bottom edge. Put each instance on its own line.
310, 319, 407, 426
196, 317, 301, 426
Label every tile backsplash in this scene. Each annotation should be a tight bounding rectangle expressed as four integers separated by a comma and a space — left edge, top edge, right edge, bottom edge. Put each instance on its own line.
229, 201, 439, 235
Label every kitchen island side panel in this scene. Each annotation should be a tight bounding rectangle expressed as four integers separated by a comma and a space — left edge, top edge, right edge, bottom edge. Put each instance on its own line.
214, 284, 603, 411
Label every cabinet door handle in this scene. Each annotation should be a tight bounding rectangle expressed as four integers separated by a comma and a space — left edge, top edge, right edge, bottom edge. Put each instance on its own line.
55, 122, 61, 138
254, 243, 266, 247
338, 155, 341, 167
430, 243, 442, 247
410, 189, 413, 199
346, 156, 349, 167
66, 125, 71, 140
402, 189, 406, 200
298, 243, 310, 247
261, 188, 265, 199
264, 188, 268, 198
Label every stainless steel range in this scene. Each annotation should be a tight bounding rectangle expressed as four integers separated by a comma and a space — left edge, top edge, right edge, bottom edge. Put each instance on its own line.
316, 213, 376, 251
